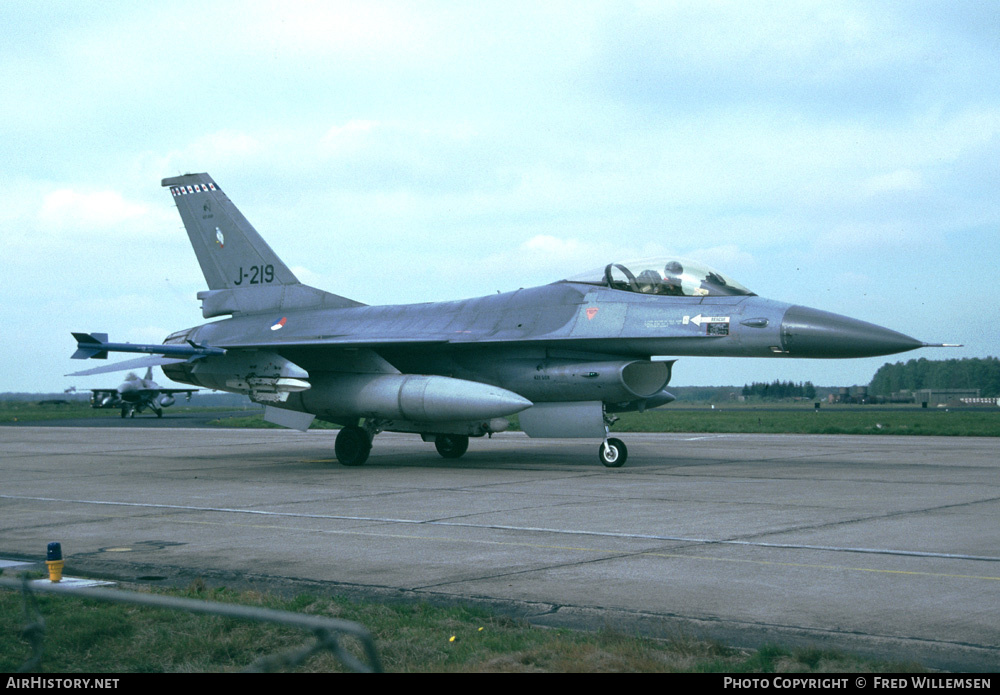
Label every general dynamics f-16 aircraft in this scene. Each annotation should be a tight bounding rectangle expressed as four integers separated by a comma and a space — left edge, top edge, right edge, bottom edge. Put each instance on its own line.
85, 366, 196, 418
70, 173, 953, 467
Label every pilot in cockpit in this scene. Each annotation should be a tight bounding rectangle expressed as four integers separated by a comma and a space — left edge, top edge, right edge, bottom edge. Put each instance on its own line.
661, 261, 685, 296
636, 269, 663, 293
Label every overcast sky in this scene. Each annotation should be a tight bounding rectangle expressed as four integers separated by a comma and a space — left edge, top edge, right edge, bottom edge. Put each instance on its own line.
3, 1, 997, 394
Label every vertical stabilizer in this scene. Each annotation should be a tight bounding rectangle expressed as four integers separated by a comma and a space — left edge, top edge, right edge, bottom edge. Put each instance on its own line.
161, 173, 297, 290
161, 173, 362, 316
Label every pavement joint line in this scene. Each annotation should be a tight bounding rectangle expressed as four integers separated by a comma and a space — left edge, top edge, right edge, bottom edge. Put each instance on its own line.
4, 493, 998, 564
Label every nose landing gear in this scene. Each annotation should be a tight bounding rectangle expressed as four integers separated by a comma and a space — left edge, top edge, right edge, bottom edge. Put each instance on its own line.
599, 437, 627, 468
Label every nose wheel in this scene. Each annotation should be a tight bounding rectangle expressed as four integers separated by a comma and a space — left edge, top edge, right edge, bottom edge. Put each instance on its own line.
599, 438, 627, 468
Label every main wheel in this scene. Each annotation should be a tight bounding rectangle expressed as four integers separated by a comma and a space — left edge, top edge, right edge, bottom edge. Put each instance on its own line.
598, 438, 628, 468
434, 434, 469, 459
335, 425, 371, 466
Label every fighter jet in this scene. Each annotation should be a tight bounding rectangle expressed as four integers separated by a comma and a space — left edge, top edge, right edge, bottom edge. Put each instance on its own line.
70, 173, 953, 466
85, 366, 196, 418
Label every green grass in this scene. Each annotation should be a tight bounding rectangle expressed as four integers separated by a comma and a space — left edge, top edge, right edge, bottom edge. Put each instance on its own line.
6, 399, 998, 437
0, 401, 111, 422
207, 404, 1000, 437
0, 582, 926, 673
0, 401, 257, 424
611, 405, 1000, 437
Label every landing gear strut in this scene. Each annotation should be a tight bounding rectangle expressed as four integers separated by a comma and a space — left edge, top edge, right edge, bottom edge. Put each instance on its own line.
598, 437, 627, 468
598, 407, 627, 468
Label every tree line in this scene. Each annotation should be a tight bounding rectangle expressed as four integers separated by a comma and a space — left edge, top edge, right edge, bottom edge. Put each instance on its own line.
868, 357, 1000, 397
742, 380, 817, 400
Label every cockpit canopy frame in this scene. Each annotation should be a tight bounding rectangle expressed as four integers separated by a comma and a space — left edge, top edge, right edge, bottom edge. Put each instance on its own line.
564, 257, 756, 297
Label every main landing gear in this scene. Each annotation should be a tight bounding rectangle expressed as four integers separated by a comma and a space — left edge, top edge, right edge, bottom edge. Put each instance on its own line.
598, 437, 628, 468
334, 425, 473, 466
334, 425, 372, 466
336, 421, 471, 466
433, 434, 469, 459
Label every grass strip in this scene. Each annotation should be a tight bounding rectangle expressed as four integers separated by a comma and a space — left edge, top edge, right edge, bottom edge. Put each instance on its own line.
0, 582, 926, 673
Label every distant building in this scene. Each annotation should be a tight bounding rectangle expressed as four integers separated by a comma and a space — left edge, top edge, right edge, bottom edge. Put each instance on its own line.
892, 389, 981, 406
829, 386, 870, 404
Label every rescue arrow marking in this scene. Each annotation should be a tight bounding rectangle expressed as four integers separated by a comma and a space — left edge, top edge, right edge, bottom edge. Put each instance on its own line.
683, 314, 730, 327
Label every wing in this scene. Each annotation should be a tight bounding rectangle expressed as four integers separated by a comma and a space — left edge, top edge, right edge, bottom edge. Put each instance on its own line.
68, 355, 191, 377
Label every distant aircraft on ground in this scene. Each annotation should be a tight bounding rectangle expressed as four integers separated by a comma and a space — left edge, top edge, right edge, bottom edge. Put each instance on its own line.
87, 366, 196, 418
70, 173, 955, 466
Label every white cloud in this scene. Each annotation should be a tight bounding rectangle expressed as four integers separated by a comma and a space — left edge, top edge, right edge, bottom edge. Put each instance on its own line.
238, 1, 428, 61
159, 131, 265, 176
522, 234, 594, 257
37, 189, 149, 231
319, 120, 378, 150
863, 169, 923, 196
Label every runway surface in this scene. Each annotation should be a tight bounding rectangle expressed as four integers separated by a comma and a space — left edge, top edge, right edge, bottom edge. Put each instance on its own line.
2, 426, 997, 671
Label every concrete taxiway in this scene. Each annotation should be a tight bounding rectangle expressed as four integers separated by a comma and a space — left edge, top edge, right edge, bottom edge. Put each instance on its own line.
1, 426, 997, 671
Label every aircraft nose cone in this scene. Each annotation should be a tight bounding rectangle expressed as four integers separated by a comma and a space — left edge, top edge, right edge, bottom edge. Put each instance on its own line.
780, 305, 924, 358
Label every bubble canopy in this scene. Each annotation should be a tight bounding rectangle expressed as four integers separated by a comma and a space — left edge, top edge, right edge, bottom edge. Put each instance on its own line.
564, 257, 755, 297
